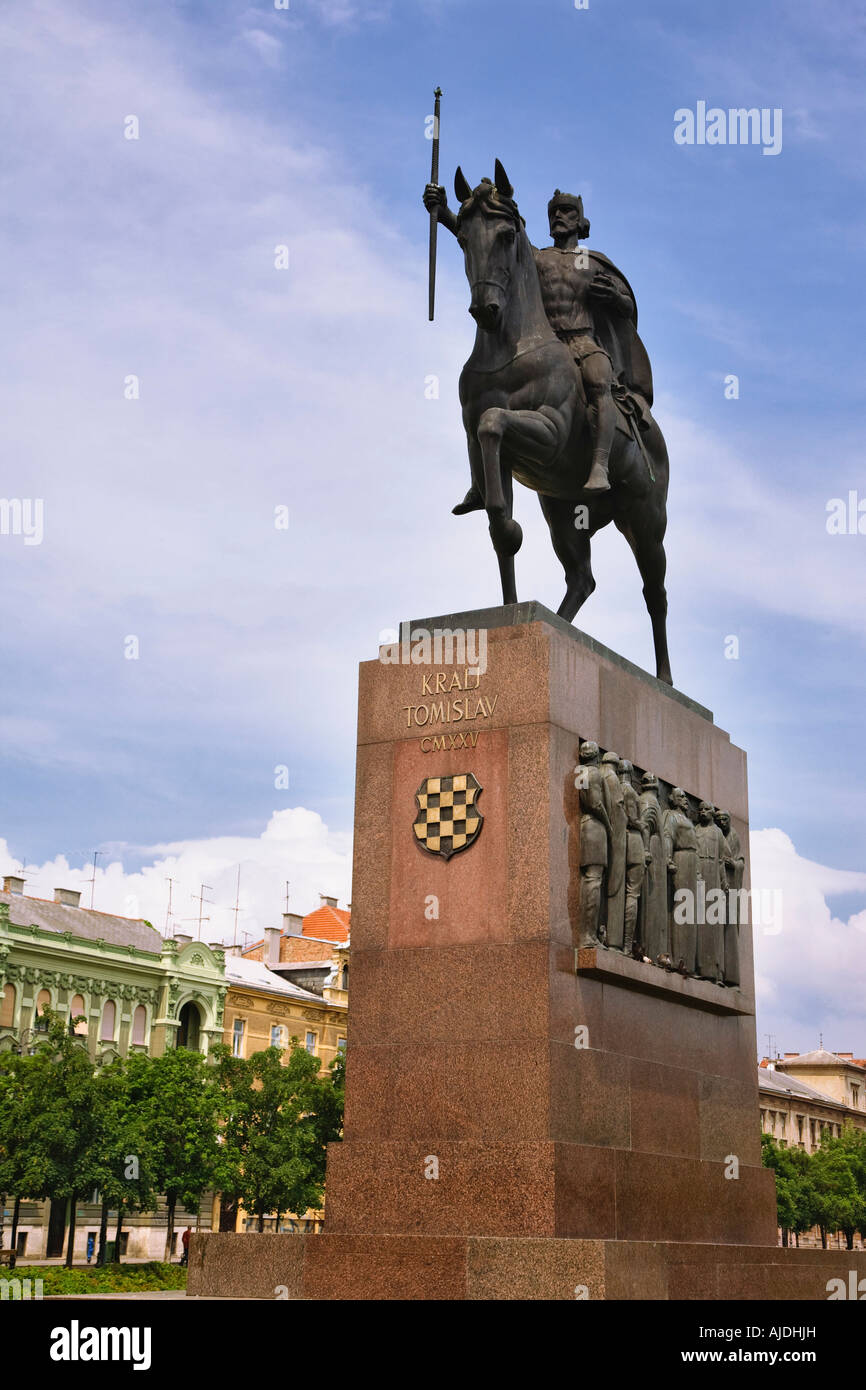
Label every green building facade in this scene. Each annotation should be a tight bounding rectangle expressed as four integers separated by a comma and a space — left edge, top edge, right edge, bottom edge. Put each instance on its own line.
0, 876, 227, 1259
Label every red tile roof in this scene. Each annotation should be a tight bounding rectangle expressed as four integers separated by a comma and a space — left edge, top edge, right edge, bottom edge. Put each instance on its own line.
302, 904, 349, 944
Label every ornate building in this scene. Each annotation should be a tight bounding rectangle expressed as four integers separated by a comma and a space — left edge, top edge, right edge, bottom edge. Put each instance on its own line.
0, 878, 351, 1254
0, 875, 227, 1260
0, 876, 227, 1060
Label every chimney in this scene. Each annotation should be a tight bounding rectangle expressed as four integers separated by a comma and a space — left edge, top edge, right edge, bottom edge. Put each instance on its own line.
3, 875, 25, 896
54, 888, 81, 908
320, 894, 339, 909
264, 927, 282, 967
174, 932, 193, 947
283, 912, 304, 936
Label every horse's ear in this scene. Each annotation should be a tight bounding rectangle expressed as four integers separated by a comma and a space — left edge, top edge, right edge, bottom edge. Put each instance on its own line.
494, 159, 513, 198
454, 166, 472, 204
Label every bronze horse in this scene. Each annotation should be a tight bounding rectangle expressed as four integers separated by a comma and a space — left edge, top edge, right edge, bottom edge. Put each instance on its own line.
452, 162, 672, 685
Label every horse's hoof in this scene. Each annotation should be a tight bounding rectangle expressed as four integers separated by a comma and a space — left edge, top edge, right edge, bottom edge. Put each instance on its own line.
488, 516, 523, 556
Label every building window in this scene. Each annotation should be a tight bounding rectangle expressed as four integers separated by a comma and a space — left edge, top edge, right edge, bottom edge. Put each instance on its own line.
232, 1018, 246, 1058
36, 987, 52, 1017
132, 1005, 147, 1045
69, 994, 88, 1036
270, 1024, 288, 1049
0, 982, 16, 1028
101, 1000, 116, 1041
337, 1036, 347, 1052
305, 1030, 317, 1055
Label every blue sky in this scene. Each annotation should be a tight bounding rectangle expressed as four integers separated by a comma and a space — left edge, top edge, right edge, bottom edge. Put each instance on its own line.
0, 0, 864, 1049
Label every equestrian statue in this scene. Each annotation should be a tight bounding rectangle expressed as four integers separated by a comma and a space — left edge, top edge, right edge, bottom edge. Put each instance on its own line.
423, 160, 672, 685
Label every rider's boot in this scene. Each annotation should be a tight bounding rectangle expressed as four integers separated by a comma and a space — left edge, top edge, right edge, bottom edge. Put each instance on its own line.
583, 388, 616, 493
452, 485, 484, 515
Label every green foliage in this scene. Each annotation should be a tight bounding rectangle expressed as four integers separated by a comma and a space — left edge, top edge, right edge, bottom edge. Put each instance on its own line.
211, 1041, 345, 1227
762, 1125, 866, 1245
90, 1054, 159, 1216
0, 1024, 346, 1249
0, 1014, 101, 1207
8, 1261, 186, 1295
761, 1134, 816, 1236
143, 1048, 221, 1209
810, 1127, 866, 1246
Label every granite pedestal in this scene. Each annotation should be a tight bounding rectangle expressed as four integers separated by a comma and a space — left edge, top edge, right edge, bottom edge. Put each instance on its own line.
190, 605, 866, 1299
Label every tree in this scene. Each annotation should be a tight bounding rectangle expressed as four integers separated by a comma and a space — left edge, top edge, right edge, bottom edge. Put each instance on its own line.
143, 1048, 221, 1260
0, 1013, 102, 1266
212, 1042, 345, 1232
89, 1055, 159, 1264
761, 1134, 815, 1246
811, 1127, 866, 1250
0, 1048, 28, 1267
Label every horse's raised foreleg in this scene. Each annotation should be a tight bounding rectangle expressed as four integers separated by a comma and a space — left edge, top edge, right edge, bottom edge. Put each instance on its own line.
539, 495, 597, 619
477, 405, 564, 558
477, 407, 523, 557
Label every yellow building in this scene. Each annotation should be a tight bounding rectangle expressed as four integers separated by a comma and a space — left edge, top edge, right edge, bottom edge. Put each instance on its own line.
759, 1049, 866, 1250
221, 950, 347, 1074
214, 912, 348, 1235
759, 1049, 866, 1153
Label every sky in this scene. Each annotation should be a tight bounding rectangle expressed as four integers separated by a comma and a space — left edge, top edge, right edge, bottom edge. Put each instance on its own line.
0, 0, 864, 1052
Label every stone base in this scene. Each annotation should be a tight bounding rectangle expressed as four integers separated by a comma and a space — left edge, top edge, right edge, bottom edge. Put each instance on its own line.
188, 1232, 866, 1301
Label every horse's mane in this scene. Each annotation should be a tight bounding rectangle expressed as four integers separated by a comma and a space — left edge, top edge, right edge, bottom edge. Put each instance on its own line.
455, 179, 526, 233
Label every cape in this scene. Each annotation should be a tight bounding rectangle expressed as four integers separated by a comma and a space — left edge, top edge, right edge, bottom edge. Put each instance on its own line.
585, 250, 654, 407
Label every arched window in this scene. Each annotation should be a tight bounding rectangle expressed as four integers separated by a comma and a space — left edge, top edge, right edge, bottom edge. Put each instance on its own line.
36, 987, 51, 1016
101, 1000, 116, 1041
176, 1002, 201, 1052
0, 983, 15, 1028
132, 1005, 147, 1045
69, 994, 88, 1036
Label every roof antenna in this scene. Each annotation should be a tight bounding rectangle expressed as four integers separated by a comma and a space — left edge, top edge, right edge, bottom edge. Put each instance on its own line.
165, 876, 178, 933
88, 850, 103, 908
231, 865, 242, 947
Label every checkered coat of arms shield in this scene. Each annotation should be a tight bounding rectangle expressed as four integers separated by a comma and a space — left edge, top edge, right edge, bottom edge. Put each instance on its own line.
413, 773, 483, 860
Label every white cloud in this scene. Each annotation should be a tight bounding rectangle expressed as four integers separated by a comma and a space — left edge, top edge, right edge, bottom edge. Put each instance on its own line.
752, 828, 866, 1050
241, 28, 284, 66
0, 807, 351, 944
5, 815, 864, 1058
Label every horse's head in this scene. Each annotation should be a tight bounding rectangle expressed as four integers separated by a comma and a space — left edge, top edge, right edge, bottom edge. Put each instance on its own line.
454, 160, 525, 332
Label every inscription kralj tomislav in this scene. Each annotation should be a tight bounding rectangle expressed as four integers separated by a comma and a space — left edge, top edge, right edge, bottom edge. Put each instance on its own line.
424, 161, 672, 685
569, 741, 744, 987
